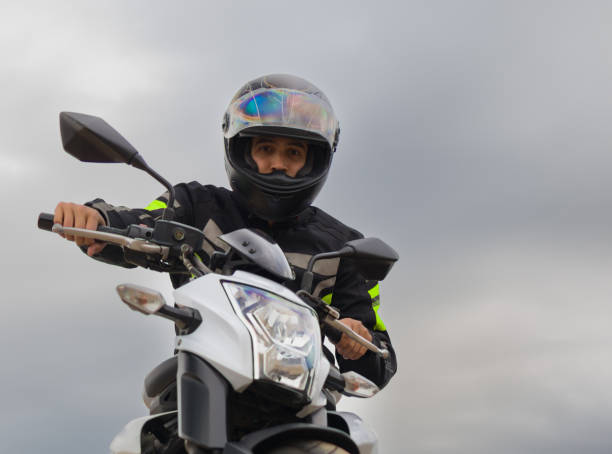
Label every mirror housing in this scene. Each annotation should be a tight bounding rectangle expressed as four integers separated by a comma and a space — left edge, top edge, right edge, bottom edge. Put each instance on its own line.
60, 112, 143, 166
301, 237, 399, 292
339, 237, 399, 281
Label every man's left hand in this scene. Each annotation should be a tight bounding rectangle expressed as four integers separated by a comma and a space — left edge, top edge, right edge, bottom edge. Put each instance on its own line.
336, 318, 373, 360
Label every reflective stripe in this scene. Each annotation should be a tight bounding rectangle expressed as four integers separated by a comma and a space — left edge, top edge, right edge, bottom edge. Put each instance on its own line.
320, 283, 387, 331
145, 200, 167, 211
369, 283, 386, 331
372, 303, 387, 332
368, 283, 380, 301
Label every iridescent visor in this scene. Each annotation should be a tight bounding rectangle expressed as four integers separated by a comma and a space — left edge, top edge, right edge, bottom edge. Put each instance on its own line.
225, 88, 338, 149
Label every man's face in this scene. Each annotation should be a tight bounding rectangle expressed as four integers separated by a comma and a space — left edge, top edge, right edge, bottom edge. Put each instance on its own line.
250, 136, 308, 178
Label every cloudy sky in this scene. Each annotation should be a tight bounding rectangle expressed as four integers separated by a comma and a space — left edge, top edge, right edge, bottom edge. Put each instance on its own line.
2, 1, 612, 453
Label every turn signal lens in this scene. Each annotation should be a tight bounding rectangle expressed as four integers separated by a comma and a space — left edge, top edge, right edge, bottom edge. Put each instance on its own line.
342, 371, 380, 398
116, 283, 166, 315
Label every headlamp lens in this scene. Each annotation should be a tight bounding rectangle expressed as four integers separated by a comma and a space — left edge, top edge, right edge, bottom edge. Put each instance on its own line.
222, 282, 320, 392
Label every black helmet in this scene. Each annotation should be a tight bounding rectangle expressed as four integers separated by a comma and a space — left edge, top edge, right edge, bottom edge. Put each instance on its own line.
223, 74, 340, 221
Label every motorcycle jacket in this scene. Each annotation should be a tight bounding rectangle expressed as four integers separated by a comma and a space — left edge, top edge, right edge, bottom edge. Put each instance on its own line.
86, 182, 397, 388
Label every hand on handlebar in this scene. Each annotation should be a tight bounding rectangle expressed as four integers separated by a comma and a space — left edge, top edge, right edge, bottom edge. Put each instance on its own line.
54, 202, 107, 256
336, 318, 373, 361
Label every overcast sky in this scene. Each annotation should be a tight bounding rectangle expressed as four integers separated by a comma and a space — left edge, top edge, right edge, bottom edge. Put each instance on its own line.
3, 1, 612, 453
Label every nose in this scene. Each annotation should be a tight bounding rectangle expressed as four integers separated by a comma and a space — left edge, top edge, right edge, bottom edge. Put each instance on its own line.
269, 151, 287, 171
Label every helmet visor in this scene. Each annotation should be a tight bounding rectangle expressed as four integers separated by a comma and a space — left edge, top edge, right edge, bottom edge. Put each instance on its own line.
225, 88, 339, 150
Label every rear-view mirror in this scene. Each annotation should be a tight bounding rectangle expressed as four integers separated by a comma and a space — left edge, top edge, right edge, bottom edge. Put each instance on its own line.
301, 237, 399, 292
340, 238, 399, 281
59, 111, 140, 164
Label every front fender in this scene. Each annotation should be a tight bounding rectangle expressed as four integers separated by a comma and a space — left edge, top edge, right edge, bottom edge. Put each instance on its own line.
328, 412, 378, 454
110, 411, 177, 454
223, 423, 359, 454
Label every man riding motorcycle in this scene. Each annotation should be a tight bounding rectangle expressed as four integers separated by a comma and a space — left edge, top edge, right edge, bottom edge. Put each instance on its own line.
53, 74, 397, 388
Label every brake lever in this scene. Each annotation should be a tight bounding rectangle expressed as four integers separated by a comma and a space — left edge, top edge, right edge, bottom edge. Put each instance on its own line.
297, 290, 390, 359
324, 317, 390, 359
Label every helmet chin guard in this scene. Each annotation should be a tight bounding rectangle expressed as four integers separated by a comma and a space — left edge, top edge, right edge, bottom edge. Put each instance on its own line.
225, 153, 329, 222
223, 74, 339, 221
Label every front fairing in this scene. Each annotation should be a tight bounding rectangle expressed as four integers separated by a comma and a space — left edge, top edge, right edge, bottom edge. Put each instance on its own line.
173, 273, 254, 391
173, 270, 329, 407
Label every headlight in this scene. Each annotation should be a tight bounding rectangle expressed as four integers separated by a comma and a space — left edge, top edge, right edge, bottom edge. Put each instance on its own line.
222, 282, 321, 393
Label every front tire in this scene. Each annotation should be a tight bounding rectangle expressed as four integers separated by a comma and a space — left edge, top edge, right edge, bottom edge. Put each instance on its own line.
267, 439, 351, 454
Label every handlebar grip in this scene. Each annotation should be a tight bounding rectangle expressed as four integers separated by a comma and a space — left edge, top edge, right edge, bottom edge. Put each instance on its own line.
325, 325, 343, 344
37, 213, 55, 231
38, 212, 123, 236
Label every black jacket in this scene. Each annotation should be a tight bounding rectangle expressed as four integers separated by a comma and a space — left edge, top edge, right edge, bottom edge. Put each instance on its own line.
87, 182, 397, 388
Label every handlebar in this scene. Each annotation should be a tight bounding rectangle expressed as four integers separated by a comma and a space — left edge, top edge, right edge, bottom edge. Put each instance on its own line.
39, 212, 389, 359
38, 212, 170, 259
324, 324, 343, 344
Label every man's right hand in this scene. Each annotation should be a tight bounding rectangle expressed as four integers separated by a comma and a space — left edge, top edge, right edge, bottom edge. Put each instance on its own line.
54, 202, 107, 256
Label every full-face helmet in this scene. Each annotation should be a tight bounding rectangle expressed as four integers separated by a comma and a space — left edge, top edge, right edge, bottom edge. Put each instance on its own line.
223, 74, 340, 221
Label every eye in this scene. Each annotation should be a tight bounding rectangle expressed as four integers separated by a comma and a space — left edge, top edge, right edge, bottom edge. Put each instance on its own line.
255, 144, 274, 154
286, 148, 306, 160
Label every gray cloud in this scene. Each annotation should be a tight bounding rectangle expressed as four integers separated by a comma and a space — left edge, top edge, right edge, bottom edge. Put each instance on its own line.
3, 1, 612, 453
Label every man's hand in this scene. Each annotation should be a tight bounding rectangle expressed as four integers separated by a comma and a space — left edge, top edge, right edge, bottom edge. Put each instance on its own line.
336, 318, 373, 360
54, 202, 107, 256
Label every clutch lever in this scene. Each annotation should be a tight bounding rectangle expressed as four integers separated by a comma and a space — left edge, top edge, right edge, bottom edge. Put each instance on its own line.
51, 224, 170, 259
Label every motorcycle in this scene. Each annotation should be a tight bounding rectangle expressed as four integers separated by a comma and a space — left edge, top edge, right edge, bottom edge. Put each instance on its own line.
38, 112, 399, 454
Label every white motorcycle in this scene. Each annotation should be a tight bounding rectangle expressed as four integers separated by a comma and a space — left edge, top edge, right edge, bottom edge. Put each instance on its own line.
38, 113, 398, 454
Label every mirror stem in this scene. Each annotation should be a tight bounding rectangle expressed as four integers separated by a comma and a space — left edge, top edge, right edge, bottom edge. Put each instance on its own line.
301, 249, 351, 292
130, 154, 176, 221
